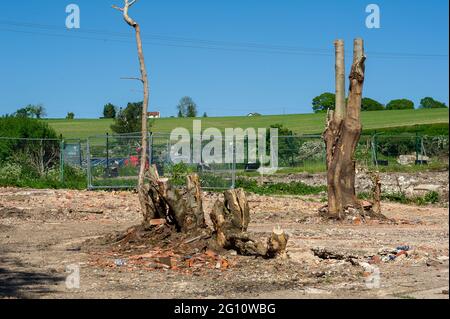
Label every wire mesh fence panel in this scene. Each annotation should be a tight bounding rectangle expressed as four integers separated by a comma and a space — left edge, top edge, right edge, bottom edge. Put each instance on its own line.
1, 133, 447, 190
87, 135, 144, 189
422, 135, 449, 163
86, 133, 236, 190
62, 139, 84, 167
153, 133, 235, 190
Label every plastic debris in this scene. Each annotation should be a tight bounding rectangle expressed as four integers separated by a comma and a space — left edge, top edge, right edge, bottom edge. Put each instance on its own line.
114, 259, 126, 267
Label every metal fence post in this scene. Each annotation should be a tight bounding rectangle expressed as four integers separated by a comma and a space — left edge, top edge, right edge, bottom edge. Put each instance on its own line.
231, 135, 236, 189
59, 138, 64, 184
106, 132, 110, 176
148, 132, 153, 165
86, 138, 92, 190
415, 132, 420, 163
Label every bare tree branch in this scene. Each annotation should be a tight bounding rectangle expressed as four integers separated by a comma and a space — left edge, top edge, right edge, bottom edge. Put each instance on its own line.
120, 77, 144, 83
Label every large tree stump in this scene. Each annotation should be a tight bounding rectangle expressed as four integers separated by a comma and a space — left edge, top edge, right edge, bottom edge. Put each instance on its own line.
142, 166, 207, 232
140, 166, 287, 258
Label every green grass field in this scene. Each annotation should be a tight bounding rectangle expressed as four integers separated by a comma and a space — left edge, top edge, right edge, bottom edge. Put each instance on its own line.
45, 108, 449, 139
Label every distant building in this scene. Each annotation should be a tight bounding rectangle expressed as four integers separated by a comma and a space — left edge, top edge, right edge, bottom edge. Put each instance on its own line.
247, 112, 262, 117
148, 111, 161, 119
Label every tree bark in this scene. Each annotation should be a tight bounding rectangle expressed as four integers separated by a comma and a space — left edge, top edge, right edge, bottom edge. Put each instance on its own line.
210, 189, 288, 258
322, 38, 366, 219
113, 1, 151, 222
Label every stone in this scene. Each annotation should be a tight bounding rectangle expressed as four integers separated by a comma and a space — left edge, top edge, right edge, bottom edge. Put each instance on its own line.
397, 154, 430, 166
397, 155, 416, 166
413, 184, 441, 192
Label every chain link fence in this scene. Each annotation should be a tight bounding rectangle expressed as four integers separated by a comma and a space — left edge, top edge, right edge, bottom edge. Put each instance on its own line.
0, 133, 448, 189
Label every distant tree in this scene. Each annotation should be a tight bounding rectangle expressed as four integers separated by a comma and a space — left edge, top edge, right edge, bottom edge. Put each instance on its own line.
177, 96, 197, 118
419, 97, 448, 109
30, 104, 46, 119
312, 93, 336, 113
14, 107, 31, 118
111, 102, 143, 134
361, 98, 385, 111
15, 104, 46, 119
203, 112, 208, 118
386, 99, 414, 110
66, 112, 75, 120
103, 103, 117, 118
187, 104, 197, 118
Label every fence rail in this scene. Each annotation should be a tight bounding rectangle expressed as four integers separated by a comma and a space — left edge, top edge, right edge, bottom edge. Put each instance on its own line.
0, 133, 448, 190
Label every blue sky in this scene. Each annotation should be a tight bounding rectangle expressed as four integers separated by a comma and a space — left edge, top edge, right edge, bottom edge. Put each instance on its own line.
0, 0, 448, 118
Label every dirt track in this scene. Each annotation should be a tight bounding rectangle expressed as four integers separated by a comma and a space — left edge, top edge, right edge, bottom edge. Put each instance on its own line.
0, 187, 448, 299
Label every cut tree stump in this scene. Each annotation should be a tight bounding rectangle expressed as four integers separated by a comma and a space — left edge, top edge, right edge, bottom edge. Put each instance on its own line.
141, 167, 288, 259
210, 189, 288, 258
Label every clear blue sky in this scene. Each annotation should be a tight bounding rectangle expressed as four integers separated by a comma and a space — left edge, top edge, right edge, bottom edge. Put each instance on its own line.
0, 0, 448, 118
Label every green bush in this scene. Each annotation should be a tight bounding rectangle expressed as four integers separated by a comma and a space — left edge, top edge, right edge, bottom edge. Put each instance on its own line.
423, 191, 440, 204
0, 163, 22, 180
236, 178, 326, 196
0, 116, 60, 177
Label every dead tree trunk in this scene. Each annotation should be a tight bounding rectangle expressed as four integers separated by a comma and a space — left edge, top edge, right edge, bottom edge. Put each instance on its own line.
322, 38, 366, 219
113, 0, 151, 222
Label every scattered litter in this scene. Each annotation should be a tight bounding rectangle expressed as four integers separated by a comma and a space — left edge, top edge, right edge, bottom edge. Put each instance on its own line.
114, 259, 126, 267
375, 245, 414, 263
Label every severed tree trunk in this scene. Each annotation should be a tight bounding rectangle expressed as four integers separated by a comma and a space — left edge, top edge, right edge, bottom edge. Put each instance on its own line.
322, 38, 366, 219
210, 189, 288, 258
113, 0, 151, 222
141, 166, 288, 258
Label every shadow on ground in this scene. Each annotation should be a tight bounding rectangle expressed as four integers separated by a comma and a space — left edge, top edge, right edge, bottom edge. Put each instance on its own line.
0, 256, 64, 299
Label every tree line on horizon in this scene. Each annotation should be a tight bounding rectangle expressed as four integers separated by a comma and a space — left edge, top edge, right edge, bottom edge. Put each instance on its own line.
311, 93, 448, 113
5, 93, 447, 127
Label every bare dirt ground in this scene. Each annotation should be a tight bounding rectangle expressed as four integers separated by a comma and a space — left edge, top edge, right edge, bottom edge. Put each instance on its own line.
0, 187, 448, 299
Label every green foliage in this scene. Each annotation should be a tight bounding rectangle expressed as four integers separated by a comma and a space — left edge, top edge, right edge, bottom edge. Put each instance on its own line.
203, 112, 208, 118
177, 96, 198, 118
0, 163, 22, 180
419, 97, 448, 109
423, 191, 440, 204
358, 191, 441, 206
66, 112, 75, 120
269, 124, 301, 166
386, 99, 415, 110
166, 162, 195, 185
236, 178, 326, 196
14, 104, 46, 119
103, 103, 117, 118
0, 164, 86, 190
111, 102, 143, 134
0, 116, 58, 163
363, 123, 449, 136
361, 98, 385, 111
312, 92, 335, 113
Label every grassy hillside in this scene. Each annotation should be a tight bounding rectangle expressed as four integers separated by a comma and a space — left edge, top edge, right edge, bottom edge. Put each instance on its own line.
45, 108, 449, 139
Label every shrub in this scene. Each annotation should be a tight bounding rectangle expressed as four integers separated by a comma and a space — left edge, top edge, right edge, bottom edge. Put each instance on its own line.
0, 163, 22, 181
